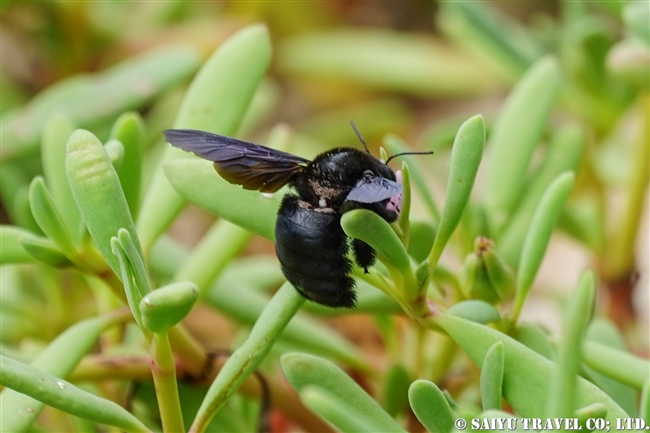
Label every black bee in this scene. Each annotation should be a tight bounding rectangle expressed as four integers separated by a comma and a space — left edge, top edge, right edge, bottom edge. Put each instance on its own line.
164, 124, 430, 308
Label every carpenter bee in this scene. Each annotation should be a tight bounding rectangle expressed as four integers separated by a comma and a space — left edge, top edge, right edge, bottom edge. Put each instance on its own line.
164, 123, 431, 308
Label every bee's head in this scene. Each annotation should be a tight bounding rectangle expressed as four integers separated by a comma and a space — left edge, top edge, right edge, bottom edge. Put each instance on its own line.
338, 121, 433, 222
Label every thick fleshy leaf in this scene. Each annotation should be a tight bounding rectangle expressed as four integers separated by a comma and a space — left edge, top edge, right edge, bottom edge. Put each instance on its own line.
0, 315, 122, 432
574, 403, 608, 428
190, 283, 304, 432
174, 220, 252, 292
103, 139, 124, 168
138, 24, 272, 253
0, 355, 150, 433
66, 129, 142, 277
481, 341, 504, 411
475, 411, 525, 431
437, 1, 542, 78
28, 177, 78, 265
407, 219, 436, 263
513, 323, 554, 361
13, 186, 43, 235
482, 246, 515, 300
140, 282, 199, 333
435, 313, 629, 419
340, 209, 418, 302
1, 46, 200, 160
641, 380, 649, 422
171, 125, 289, 291
0, 165, 39, 233
211, 255, 284, 292
281, 352, 405, 433
205, 278, 367, 369
484, 57, 561, 233
582, 341, 649, 390
20, 237, 71, 268
427, 114, 485, 273
117, 228, 150, 296
381, 364, 410, 417
408, 379, 455, 433
41, 114, 82, 244
511, 172, 575, 324
498, 124, 586, 267
584, 319, 637, 415
278, 29, 503, 96
0, 225, 43, 264
164, 159, 280, 241
111, 237, 144, 329
109, 112, 145, 219
299, 386, 380, 432
547, 271, 595, 418
460, 251, 499, 304
447, 300, 500, 325
341, 209, 410, 273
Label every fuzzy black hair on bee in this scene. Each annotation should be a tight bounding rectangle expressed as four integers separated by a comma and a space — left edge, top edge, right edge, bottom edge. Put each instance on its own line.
164, 123, 432, 308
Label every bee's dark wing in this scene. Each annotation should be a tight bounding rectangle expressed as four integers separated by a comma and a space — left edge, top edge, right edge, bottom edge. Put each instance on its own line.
164, 129, 309, 193
345, 176, 401, 204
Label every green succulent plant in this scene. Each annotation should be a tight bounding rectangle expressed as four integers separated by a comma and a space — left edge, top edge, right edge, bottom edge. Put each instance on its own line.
1, 2, 648, 433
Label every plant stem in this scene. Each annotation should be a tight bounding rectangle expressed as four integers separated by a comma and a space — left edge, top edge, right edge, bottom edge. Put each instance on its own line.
428, 335, 457, 383
601, 94, 649, 328
190, 283, 304, 433
510, 291, 526, 330
173, 220, 251, 293
70, 355, 153, 382
151, 332, 185, 433
96, 257, 208, 378
606, 95, 650, 276
167, 324, 208, 377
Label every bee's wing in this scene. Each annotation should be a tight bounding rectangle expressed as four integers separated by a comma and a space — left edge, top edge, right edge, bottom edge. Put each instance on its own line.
164, 129, 309, 193
345, 176, 401, 204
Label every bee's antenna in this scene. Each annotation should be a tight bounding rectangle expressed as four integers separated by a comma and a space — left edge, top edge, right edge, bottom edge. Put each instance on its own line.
385, 150, 434, 165
350, 121, 370, 154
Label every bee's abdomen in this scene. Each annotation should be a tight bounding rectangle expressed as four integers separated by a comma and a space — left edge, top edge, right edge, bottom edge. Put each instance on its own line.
275, 195, 356, 308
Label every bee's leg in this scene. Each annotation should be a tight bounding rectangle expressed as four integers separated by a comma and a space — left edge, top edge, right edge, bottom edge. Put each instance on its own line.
351, 239, 375, 273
